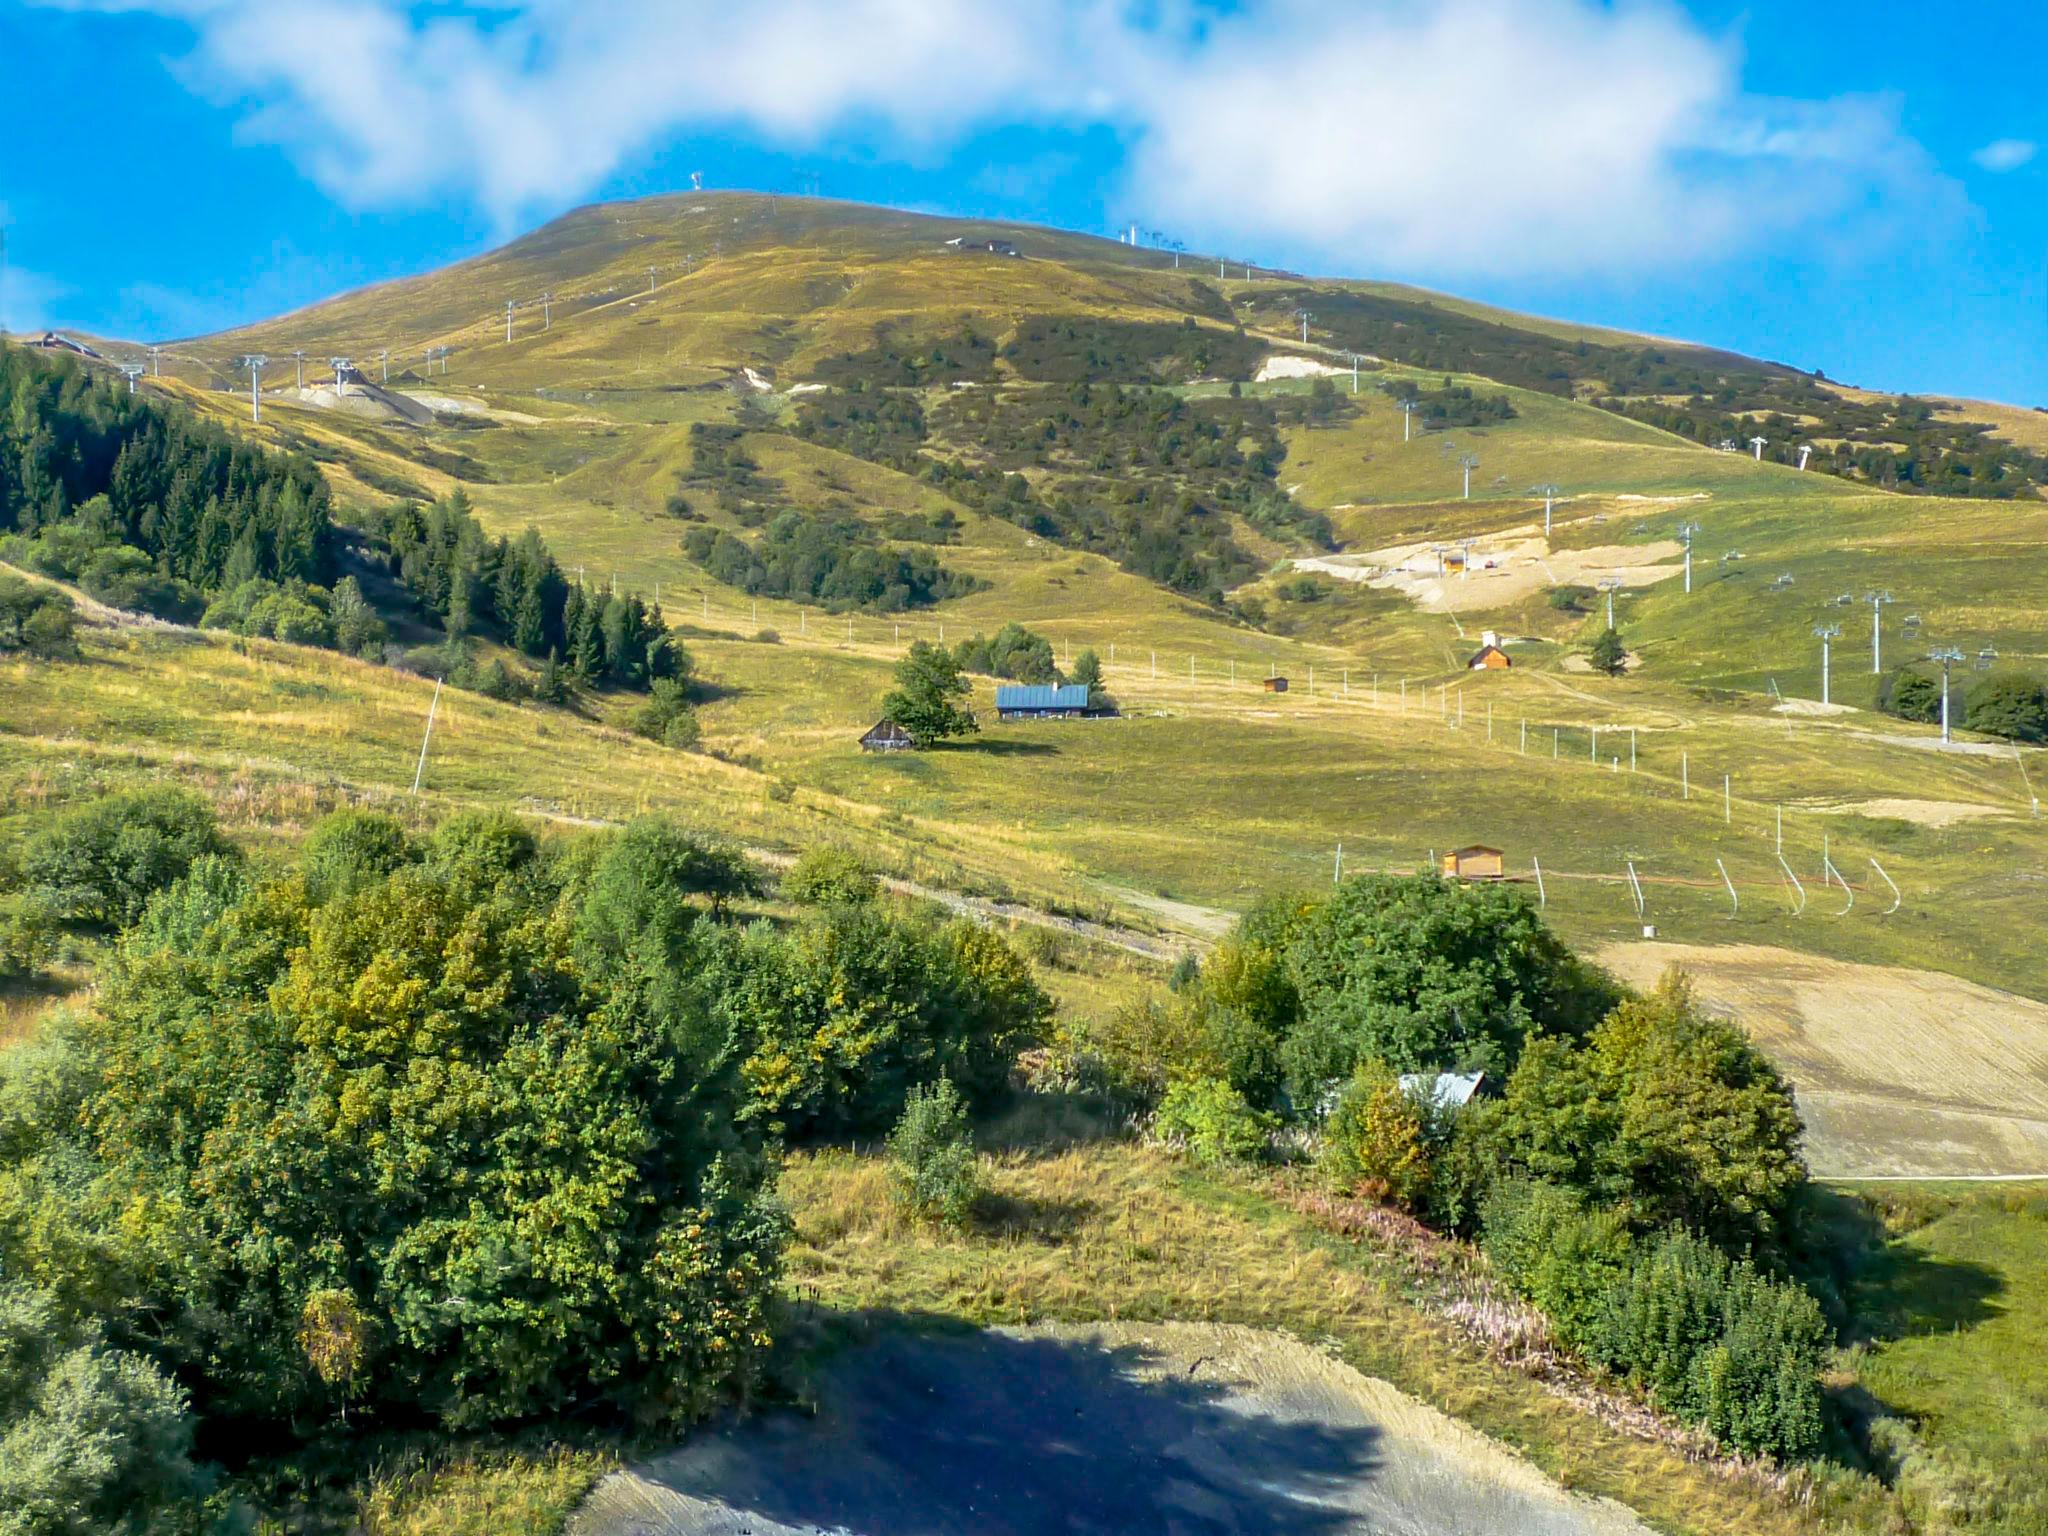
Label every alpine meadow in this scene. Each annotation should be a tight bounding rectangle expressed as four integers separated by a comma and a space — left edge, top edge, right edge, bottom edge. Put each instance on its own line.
7, 36, 2048, 1535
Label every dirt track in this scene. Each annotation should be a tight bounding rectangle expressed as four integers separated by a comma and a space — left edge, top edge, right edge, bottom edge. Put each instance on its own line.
572, 1321, 1652, 1536
1602, 942, 2048, 1178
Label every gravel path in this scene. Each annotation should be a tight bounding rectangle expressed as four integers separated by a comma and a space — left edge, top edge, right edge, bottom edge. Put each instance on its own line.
571, 1321, 1652, 1536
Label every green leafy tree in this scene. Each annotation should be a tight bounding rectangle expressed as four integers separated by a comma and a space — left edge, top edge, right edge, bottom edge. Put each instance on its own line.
1589, 627, 1628, 676
1493, 971, 1805, 1252
630, 677, 700, 748
0, 575, 77, 659
783, 845, 881, 907
881, 639, 977, 747
298, 809, 413, 906
19, 788, 237, 930
1277, 873, 1613, 1094
77, 821, 785, 1433
887, 1079, 982, 1226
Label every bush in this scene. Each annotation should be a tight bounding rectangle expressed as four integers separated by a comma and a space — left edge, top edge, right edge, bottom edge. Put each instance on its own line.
0, 1283, 206, 1536
630, 676, 700, 748
1479, 1182, 1827, 1460
887, 1079, 982, 1226
0, 575, 79, 658
1548, 584, 1593, 612
1151, 1077, 1271, 1164
1965, 672, 2048, 742
299, 809, 414, 905
77, 818, 787, 1433
783, 845, 880, 906
17, 788, 237, 930
1880, 667, 1942, 723
1318, 1060, 1434, 1211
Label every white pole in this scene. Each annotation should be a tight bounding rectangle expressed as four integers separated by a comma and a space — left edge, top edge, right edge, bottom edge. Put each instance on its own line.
1532, 857, 1546, 908
1717, 858, 1739, 916
411, 679, 443, 795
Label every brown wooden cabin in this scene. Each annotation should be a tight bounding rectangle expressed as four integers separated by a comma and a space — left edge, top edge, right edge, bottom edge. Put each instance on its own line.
1262, 676, 1290, 693
1467, 644, 1511, 669
1441, 844, 1505, 880
859, 718, 915, 752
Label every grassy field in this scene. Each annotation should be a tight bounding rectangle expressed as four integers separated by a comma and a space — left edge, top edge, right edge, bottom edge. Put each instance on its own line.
1832, 1181, 2048, 1525
779, 1122, 1846, 1536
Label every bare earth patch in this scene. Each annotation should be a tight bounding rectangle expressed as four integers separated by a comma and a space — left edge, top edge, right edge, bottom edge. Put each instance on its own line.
1330, 534, 1683, 614
1600, 942, 2048, 1178
1771, 698, 1855, 718
1815, 797, 2011, 829
572, 1321, 1652, 1536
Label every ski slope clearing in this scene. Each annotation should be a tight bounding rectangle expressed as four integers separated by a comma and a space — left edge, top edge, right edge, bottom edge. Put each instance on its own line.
573, 1321, 1652, 1536
1602, 942, 2048, 1178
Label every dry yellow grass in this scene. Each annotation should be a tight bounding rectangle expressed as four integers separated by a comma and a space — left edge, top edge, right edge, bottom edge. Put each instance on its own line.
1601, 942, 2048, 1177
778, 1139, 1836, 1536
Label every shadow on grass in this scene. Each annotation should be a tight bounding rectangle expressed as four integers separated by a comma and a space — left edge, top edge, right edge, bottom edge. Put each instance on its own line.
641, 1309, 1382, 1536
1799, 1187, 2003, 1345
942, 737, 1060, 757
968, 1187, 1098, 1244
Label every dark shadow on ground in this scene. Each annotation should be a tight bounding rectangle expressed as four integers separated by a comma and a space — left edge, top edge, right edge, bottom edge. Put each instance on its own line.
945, 737, 1058, 757
1798, 1187, 2003, 1344
644, 1313, 1380, 1535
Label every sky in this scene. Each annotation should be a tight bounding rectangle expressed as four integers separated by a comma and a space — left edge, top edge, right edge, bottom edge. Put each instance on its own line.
2, 0, 2043, 403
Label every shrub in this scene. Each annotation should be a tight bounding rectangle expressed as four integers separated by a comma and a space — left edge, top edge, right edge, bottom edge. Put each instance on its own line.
1318, 1060, 1434, 1211
1880, 667, 1942, 723
0, 1283, 206, 1536
1151, 1077, 1271, 1165
783, 845, 880, 906
1965, 672, 2048, 742
630, 677, 700, 748
887, 1079, 982, 1226
17, 788, 237, 930
79, 820, 787, 1433
1548, 584, 1593, 612
0, 575, 79, 659
1479, 1178, 1632, 1343
299, 809, 414, 905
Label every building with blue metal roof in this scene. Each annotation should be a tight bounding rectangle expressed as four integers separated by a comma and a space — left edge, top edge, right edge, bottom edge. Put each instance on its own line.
995, 683, 1094, 719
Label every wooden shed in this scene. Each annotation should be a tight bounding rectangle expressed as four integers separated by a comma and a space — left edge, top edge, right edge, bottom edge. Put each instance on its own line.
859, 718, 915, 752
1467, 643, 1511, 670
1262, 676, 1290, 693
1441, 845, 1504, 880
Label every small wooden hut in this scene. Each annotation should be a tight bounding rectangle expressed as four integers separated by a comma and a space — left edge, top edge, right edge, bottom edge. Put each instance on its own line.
859, 718, 915, 752
1441, 845, 1505, 880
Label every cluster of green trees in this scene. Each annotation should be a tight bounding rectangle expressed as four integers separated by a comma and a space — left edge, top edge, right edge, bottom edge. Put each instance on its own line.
1, 345, 331, 615
671, 424, 786, 522
1607, 391, 2048, 498
1883, 666, 2048, 741
681, 509, 984, 612
0, 793, 1048, 1528
808, 326, 1001, 390
0, 572, 77, 658
1381, 377, 1518, 429
950, 621, 1058, 683
997, 316, 1267, 384
369, 491, 682, 690
1081, 874, 1825, 1460
793, 372, 1335, 605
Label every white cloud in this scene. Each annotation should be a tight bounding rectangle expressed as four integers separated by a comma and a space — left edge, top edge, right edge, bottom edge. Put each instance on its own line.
1973, 137, 2036, 172
31, 0, 1957, 279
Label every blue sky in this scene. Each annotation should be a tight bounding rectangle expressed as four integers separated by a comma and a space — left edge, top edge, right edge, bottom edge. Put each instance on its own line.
3, 0, 2043, 402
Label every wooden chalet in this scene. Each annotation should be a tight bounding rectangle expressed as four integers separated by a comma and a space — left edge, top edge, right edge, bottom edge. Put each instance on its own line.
1262, 676, 1290, 693
1441, 845, 1505, 880
859, 718, 915, 752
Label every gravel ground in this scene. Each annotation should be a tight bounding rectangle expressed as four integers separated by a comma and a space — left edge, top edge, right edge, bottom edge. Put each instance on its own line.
571, 1320, 1652, 1536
